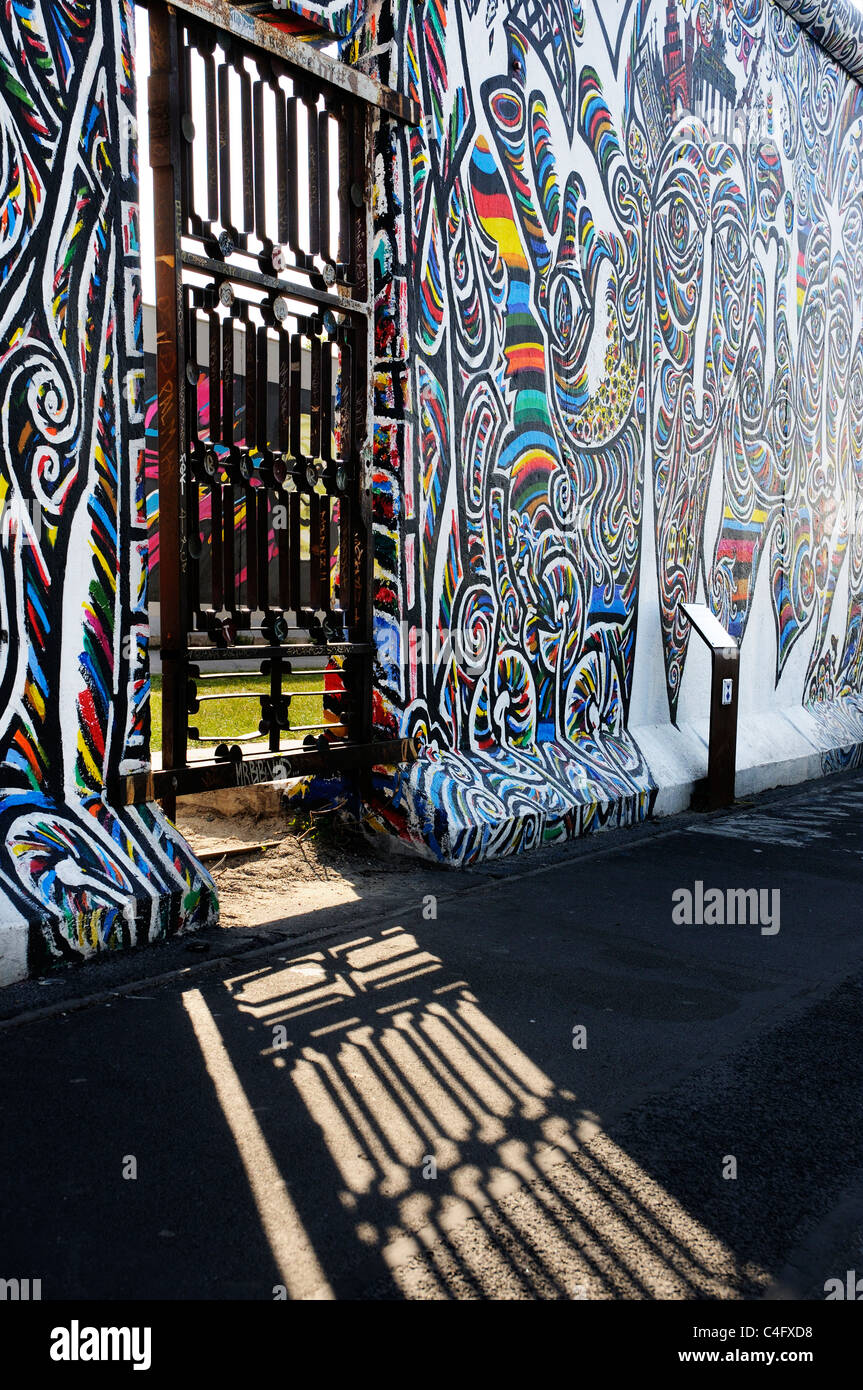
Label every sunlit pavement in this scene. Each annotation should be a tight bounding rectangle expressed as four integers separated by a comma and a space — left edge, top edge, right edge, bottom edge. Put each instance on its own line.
1, 771, 862, 1299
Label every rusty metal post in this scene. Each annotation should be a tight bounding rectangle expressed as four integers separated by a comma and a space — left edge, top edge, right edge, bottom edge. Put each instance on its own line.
148, 3, 188, 820
681, 603, 740, 811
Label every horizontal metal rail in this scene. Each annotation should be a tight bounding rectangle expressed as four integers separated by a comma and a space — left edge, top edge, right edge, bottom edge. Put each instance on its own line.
193, 687, 341, 700
183, 643, 373, 662
116, 738, 418, 803
180, 250, 370, 316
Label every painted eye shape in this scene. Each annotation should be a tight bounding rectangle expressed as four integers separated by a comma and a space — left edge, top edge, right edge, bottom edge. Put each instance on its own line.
805, 297, 826, 348
784, 191, 795, 233
654, 186, 702, 333
667, 195, 691, 256
715, 218, 746, 275
554, 276, 575, 349
844, 202, 863, 250
771, 386, 793, 440
548, 271, 580, 352
489, 89, 523, 132
829, 309, 851, 370
741, 362, 763, 424
657, 187, 702, 282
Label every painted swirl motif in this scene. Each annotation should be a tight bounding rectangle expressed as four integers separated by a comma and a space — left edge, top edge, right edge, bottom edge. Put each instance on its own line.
366, 0, 863, 857
0, 0, 215, 972
775, 0, 863, 87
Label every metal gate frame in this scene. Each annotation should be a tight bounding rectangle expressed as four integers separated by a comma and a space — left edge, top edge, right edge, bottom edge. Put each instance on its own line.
120, 1, 419, 815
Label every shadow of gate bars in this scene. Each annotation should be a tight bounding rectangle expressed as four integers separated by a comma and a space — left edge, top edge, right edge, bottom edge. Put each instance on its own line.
123, 1, 419, 818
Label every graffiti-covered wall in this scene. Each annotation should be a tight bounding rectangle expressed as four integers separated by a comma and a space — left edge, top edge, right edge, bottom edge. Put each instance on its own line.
358, 0, 863, 861
0, 0, 215, 983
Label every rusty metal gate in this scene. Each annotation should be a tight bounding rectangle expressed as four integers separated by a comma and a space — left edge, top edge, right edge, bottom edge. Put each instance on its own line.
126, 1, 418, 816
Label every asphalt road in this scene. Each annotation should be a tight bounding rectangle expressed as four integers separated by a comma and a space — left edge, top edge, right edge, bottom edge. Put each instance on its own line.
1, 771, 862, 1300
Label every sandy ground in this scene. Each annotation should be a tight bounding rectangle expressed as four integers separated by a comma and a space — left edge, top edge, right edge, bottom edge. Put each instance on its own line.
176, 797, 454, 932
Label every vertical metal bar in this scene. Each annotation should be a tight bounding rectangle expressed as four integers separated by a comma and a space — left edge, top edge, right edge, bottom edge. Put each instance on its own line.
221, 292, 236, 620
285, 93, 300, 262
339, 490, 354, 628
309, 491, 322, 612
253, 77, 269, 250
289, 332, 302, 459
244, 311, 257, 454
305, 95, 320, 260
339, 336, 353, 463
321, 336, 333, 466
318, 109, 331, 265
204, 47, 219, 225
320, 339, 334, 614
256, 322, 269, 458
218, 61, 235, 242
246, 486, 259, 614
149, 3, 188, 817
256, 318, 270, 625
239, 61, 254, 240
308, 329, 323, 614
277, 328, 291, 612
188, 476, 201, 619
309, 333, 321, 461
268, 654, 281, 754
244, 309, 258, 616
186, 294, 201, 453
278, 328, 291, 456
223, 484, 236, 616
275, 84, 289, 247
208, 306, 221, 442
278, 503, 291, 612
222, 311, 235, 453
182, 40, 201, 236
289, 490, 301, 615
336, 106, 350, 272
257, 484, 269, 613
211, 482, 224, 612
315, 495, 330, 611
348, 100, 369, 300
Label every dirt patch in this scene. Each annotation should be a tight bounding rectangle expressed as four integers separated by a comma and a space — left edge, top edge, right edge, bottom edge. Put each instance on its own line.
177, 801, 451, 933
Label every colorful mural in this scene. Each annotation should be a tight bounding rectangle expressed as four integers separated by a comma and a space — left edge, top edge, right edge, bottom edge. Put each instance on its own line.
776, 0, 863, 84
0, 0, 215, 982
364, 0, 863, 860
5, 0, 863, 979
243, 1, 368, 41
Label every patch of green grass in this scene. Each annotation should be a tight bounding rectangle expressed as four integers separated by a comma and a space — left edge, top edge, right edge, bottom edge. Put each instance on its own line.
149, 671, 329, 751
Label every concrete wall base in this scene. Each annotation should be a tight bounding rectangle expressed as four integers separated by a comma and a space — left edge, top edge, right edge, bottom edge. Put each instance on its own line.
367, 732, 657, 865
637, 695, 863, 818
366, 696, 863, 866
0, 797, 217, 987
